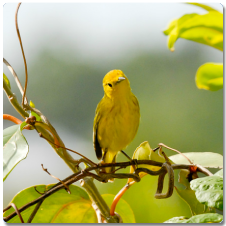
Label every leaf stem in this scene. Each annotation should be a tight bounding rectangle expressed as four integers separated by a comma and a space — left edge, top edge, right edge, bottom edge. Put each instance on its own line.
3, 114, 23, 124
110, 185, 129, 216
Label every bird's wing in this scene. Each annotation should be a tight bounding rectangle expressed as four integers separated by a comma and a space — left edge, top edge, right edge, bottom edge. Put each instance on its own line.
93, 100, 103, 160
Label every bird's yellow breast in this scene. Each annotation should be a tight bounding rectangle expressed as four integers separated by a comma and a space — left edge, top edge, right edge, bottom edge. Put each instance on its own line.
97, 94, 140, 153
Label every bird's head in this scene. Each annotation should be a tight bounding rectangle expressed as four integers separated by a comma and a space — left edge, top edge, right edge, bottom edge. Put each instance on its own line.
103, 70, 131, 99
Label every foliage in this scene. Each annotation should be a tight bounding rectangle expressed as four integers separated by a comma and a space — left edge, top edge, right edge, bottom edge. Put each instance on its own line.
3, 122, 29, 181
128, 141, 165, 184
196, 63, 223, 91
3, 73, 11, 89
174, 170, 215, 216
3, 184, 98, 223
164, 3, 223, 91
169, 152, 223, 168
166, 168, 223, 223
164, 213, 223, 223
162, 4, 223, 223
190, 169, 223, 211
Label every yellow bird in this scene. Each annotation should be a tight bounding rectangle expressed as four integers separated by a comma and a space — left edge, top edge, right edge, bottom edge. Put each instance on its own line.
93, 70, 140, 175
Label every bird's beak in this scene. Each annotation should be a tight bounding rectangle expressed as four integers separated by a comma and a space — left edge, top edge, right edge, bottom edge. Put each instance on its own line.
117, 77, 126, 83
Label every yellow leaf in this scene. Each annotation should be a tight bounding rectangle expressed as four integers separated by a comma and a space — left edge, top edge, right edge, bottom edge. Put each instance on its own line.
128, 141, 166, 183
29, 100, 35, 108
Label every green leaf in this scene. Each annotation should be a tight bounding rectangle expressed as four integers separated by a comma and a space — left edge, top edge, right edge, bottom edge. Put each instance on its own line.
3, 122, 29, 181
29, 111, 42, 122
196, 63, 223, 91
163, 13, 198, 51
175, 170, 214, 216
186, 3, 220, 12
190, 170, 223, 210
214, 169, 223, 178
102, 194, 136, 223
3, 73, 11, 89
169, 152, 223, 169
164, 11, 223, 51
164, 213, 223, 223
3, 184, 98, 223
28, 100, 42, 122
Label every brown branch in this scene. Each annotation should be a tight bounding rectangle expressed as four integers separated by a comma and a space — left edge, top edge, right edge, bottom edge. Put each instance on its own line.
41, 164, 71, 194
3, 160, 165, 222
3, 203, 24, 223
155, 162, 174, 199
39, 132, 97, 166
15, 2, 28, 108
26, 200, 44, 223
3, 158, 211, 222
159, 143, 193, 164
3, 58, 28, 104
134, 162, 174, 199
34, 186, 45, 195
3, 171, 83, 222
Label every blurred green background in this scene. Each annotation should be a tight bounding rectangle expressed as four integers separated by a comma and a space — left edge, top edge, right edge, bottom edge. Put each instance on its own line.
3, 3, 223, 223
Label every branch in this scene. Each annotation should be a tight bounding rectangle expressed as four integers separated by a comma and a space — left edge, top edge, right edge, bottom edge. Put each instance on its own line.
159, 143, 193, 164
26, 200, 44, 223
3, 157, 212, 223
15, 2, 28, 108
3, 159, 172, 222
3, 58, 28, 104
3, 203, 24, 223
3, 79, 29, 118
41, 164, 71, 194
39, 131, 97, 167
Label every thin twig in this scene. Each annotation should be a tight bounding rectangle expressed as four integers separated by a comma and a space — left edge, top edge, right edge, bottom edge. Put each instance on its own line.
34, 186, 45, 195
159, 143, 193, 164
3, 161, 164, 222
3, 203, 24, 223
27, 200, 44, 223
120, 150, 137, 172
171, 164, 212, 176
39, 132, 97, 166
41, 164, 71, 194
196, 164, 213, 176
3, 157, 211, 222
153, 146, 160, 152
15, 2, 28, 108
3, 58, 28, 104
3, 171, 84, 222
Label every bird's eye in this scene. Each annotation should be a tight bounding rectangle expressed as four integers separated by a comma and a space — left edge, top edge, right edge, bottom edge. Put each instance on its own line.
107, 83, 112, 87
